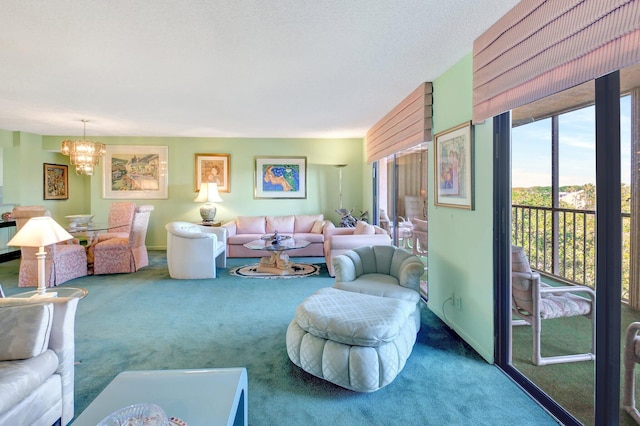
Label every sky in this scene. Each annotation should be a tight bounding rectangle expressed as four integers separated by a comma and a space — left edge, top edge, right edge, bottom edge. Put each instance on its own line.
511, 95, 631, 188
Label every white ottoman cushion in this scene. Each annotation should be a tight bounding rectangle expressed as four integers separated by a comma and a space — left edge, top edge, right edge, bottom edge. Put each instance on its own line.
287, 287, 418, 392
294, 287, 414, 346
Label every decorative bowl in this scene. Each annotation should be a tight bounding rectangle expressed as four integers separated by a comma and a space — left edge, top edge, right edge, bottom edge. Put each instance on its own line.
65, 214, 94, 227
97, 402, 169, 426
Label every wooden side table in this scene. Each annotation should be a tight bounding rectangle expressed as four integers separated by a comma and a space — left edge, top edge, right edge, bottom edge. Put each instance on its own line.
197, 221, 221, 227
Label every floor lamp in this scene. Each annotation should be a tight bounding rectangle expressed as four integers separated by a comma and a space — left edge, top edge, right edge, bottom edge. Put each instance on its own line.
334, 164, 347, 209
7, 216, 74, 297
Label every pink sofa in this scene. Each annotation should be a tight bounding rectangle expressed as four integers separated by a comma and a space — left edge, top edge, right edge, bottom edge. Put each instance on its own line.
323, 221, 392, 276
222, 214, 326, 257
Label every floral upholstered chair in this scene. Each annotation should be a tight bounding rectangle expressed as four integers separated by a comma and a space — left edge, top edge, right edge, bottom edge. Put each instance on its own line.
511, 245, 595, 366
92, 205, 154, 275
95, 202, 136, 243
11, 206, 88, 288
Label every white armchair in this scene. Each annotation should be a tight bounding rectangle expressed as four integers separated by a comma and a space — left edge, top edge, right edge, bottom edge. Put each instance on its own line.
165, 222, 227, 279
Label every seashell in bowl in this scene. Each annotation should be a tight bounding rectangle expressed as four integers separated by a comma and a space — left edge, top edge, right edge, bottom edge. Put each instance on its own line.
65, 214, 94, 227
97, 402, 168, 426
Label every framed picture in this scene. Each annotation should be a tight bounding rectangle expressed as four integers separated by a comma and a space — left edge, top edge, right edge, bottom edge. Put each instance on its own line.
195, 153, 230, 192
43, 163, 69, 200
434, 121, 474, 209
103, 145, 168, 199
254, 157, 307, 199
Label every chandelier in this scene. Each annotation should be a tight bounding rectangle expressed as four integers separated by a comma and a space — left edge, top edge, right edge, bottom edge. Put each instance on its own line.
60, 120, 106, 176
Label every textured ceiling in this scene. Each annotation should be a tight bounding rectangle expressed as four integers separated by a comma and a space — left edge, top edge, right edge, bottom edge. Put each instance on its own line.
0, 0, 519, 138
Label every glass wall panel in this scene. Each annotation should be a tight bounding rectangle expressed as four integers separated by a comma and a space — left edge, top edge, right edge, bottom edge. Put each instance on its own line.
374, 143, 428, 298
511, 82, 596, 425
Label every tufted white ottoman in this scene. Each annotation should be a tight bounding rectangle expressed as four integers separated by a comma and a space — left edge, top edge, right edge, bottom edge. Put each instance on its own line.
286, 287, 418, 392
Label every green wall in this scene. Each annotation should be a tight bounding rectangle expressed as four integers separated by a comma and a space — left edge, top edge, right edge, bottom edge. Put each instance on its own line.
2, 132, 88, 217
428, 53, 495, 362
4, 135, 366, 249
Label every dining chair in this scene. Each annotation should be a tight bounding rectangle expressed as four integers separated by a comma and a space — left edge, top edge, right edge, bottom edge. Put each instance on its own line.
11, 206, 88, 287
92, 205, 154, 275
95, 202, 136, 243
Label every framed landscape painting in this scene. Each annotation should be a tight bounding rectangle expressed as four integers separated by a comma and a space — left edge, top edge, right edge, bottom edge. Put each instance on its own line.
254, 157, 306, 199
103, 145, 168, 199
434, 121, 474, 210
195, 153, 230, 192
43, 163, 68, 200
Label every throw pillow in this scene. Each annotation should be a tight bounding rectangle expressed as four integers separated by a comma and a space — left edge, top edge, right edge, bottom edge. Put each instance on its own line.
353, 221, 375, 235
0, 302, 53, 361
236, 216, 266, 234
311, 220, 325, 234
294, 214, 323, 233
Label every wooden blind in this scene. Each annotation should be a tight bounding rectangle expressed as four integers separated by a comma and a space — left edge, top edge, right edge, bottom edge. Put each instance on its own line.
473, 0, 640, 123
366, 82, 432, 163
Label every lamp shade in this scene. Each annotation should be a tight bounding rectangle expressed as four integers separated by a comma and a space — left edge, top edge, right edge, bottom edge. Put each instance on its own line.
195, 183, 223, 203
8, 216, 74, 247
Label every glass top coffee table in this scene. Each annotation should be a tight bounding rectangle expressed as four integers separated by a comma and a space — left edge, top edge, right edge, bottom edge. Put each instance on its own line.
243, 237, 310, 275
73, 368, 248, 426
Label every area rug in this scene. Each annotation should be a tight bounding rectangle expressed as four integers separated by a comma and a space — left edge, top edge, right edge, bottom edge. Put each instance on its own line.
230, 263, 320, 279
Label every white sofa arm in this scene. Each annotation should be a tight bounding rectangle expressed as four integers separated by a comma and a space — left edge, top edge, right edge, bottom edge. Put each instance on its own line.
221, 221, 237, 237
206, 226, 227, 244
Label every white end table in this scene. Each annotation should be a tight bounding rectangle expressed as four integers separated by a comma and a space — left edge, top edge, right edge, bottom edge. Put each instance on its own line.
73, 368, 248, 426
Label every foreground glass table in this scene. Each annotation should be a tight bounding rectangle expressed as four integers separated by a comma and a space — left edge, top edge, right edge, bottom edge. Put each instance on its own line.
9, 287, 88, 299
73, 368, 248, 426
243, 237, 311, 275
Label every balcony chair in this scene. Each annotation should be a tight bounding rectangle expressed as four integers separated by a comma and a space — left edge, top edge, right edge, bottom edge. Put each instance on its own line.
165, 221, 227, 279
11, 206, 88, 288
92, 205, 154, 275
397, 195, 425, 248
624, 322, 640, 423
511, 245, 595, 366
95, 202, 136, 243
411, 217, 428, 257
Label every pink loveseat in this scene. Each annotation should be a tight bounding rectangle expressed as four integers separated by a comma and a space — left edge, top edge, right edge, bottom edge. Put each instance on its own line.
323, 221, 392, 276
222, 214, 326, 257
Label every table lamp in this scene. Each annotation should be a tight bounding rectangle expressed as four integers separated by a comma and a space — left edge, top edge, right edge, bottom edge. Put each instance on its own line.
7, 216, 74, 297
195, 182, 223, 222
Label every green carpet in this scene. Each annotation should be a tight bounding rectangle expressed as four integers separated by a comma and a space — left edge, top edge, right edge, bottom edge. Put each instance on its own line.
0, 252, 556, 425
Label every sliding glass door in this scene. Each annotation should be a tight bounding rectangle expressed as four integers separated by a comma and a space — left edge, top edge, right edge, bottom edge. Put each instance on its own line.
496, 67, 638, 425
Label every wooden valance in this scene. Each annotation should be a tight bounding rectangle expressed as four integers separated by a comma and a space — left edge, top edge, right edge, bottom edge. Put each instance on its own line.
473, 0, 640, 123
366, 82, 432, 163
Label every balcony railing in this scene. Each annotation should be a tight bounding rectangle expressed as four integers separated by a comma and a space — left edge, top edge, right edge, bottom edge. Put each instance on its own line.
512, 204, 631, 299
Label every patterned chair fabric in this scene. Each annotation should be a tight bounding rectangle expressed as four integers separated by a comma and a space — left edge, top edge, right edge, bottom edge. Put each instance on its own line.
95, 202, 136, 243
11, 206, 88, 288
92, 205, 154, 275
511, 245, 595, 366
